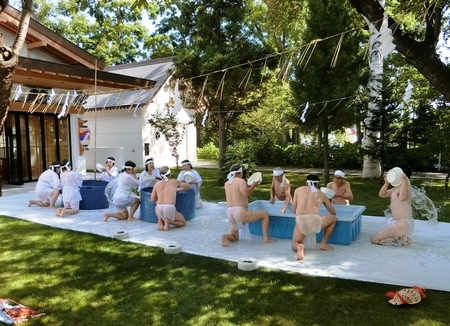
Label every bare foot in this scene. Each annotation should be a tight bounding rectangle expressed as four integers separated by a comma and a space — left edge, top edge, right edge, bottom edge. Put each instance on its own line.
55, 208, 61, 216
28, 200, 33, 207
103, 213, 109, 222
221, 234, 229, 247
296, 244, 305, 260
59, 208, 66, 217
158, 218, 164, 231
319, 244, 334, 251
127, 217, 139, 221
401, 236, 412, 246
263, 238, 276, 243
163, 219, 169, 231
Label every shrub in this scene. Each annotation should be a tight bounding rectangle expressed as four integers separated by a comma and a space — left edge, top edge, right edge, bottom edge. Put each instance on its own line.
329, 142, 362, 169
197, 142, 219, 161
218, 141, 257, 184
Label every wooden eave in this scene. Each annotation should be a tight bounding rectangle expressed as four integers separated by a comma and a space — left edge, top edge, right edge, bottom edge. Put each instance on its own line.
14, 57, 156, 91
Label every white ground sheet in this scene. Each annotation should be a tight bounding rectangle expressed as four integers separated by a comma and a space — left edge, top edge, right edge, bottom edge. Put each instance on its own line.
1, 192, 449, 292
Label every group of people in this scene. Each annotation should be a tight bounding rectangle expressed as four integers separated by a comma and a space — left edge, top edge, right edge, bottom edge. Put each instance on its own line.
28, 160, 83, 217
222, 164, 414, 260
28, 156, 203, 230
28, 158, 414, 259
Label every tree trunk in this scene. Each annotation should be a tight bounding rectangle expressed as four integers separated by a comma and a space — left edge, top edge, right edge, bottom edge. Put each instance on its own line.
323, 119, 330, 184
218, 109, 226, 160
347, 0, 450, 101
362, 16, 383, 178
0, 0, 33, 130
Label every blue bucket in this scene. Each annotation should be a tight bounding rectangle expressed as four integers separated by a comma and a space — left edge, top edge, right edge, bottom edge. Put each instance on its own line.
79, 180, 109, 210
140, 187, 157, 222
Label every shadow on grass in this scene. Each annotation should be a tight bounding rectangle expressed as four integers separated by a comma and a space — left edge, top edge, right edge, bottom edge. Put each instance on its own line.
1, 216, 449, 326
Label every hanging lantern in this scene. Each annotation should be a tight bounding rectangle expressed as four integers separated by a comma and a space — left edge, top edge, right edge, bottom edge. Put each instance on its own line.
79, 125, 91, 148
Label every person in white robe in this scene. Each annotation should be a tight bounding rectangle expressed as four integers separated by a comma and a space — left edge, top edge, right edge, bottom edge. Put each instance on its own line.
138, 158, 161, 193
28, 161, 63, 208
57, 160, 83, 217
103, 160, 140, 221
177, 159, 203, 209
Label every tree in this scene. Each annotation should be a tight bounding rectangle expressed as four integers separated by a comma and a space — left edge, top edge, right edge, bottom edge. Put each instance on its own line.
156, 0, 275, 164
291, 0, 367, 182
0, 0, 32, 131
347, 0, 450, 101
30, 0, 159, 65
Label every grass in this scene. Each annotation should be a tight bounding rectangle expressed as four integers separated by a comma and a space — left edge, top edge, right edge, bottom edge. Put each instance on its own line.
2, 167, 450, 325
1, 216, 450, 326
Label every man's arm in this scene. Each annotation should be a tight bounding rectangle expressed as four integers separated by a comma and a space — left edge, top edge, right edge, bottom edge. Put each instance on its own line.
280, 182, 292, 213
291, 189, 298, 213
269, 179, 276, 204
241, 179, 258, 198
177, 180, 191, 191
397, 174, 410, 202
334, 182, 353, 201
379, 179, 392, 198
150, 187, 157, 202
323, 194, 336, 216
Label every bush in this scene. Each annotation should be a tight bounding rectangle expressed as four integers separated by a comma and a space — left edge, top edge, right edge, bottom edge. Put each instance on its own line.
197, 142, 219, 161
219, 141, 257, 184
329, 142, 362, 169
283, 144, 322, 168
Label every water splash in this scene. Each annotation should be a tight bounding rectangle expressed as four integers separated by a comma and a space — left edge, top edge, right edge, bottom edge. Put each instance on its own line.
411, 185, 439, 224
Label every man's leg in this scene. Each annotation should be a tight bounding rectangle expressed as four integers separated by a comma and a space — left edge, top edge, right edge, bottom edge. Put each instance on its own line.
128, 198, 140, 220
320, 214, 336, 250
170, 211, 186, 228
291, 224, 306, 260
103, 209, 128, 222
49, 189, 60, 208
28, 200, 49, 207
221, 229, 239, 247
241, 209, 275, 243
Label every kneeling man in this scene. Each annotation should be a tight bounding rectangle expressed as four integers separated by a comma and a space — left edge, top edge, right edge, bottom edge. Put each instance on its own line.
151, 166, 191, 231
291, 174, 337, 260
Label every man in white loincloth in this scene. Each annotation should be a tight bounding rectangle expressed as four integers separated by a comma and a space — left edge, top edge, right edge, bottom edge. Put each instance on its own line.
326, 170, 353, 205
269, 167, 292, 213
371, 168, 413, 246
291, 174, 337, 260
151, 166, 191, 231
221, 164, 276, 247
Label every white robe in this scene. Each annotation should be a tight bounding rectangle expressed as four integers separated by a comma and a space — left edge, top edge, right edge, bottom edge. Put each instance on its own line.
138, 168, 161, 191
99, 166, 118, 182
113, 172, 139, 206
35, 169, 63, 201
61, 171, 83, 204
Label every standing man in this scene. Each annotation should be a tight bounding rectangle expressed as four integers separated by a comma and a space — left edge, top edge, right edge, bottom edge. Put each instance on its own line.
292, 175, 337, 260
221, 163, 275, 247
151, 166, 191, 231
269, 167, 292, 213
326, 170, 353, 205
28, 161, 63, 208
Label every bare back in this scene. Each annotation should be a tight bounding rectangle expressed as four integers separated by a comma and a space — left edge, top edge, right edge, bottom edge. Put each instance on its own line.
292, 186, 336, 216
151, 179, 180, 205
224, 178, 249, 207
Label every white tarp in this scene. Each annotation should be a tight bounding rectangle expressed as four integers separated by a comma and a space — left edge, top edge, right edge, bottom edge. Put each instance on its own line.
1, 192, 449, 292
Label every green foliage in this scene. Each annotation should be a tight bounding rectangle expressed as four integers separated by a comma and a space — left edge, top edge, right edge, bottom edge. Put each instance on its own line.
283, 144, 322, 168
148, 107, 189, 167
219, 140, 257, 184
31, 0, 158, 65
329, 142, 362, 169
197, 142, 219, 161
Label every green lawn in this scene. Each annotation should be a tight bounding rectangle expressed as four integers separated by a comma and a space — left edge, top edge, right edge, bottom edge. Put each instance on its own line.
2, 167, 450, 325
1, 216, 450, 326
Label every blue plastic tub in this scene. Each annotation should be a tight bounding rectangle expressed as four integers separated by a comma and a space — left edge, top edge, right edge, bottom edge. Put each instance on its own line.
248, 200, 366, 245
79, 180, 109, 210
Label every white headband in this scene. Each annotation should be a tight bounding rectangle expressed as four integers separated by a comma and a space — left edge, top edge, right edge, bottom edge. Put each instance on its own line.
162, 169, 171, 181
123, 165, 134, 170
182, 161, 191, 166
273, 170, 284, 177
62, 161, 71, 171
107, 159, 115, 163
306, 180, 319, 192
227, 168, 243, 184
334, 170, 345, 178
145, 159, 154, 165
50, 164, 61, 170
